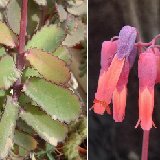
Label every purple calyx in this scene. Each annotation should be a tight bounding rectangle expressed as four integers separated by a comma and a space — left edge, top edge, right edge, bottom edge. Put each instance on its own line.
116, 26, 137, 60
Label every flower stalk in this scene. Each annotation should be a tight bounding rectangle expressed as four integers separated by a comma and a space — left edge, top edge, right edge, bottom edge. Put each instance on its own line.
13, 0, 28, 101
141, 130, 150, 160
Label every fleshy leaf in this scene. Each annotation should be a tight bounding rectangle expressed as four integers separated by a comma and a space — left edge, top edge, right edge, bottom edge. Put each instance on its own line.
0, 21, 17, 48
69, 48, 87, 92
33, 0, 47, 6
18, 146, 28, 157
16, 119, 35, 135
0, 47, 6, 57
23, 78, 81, 123
26, 25, 65, 52
6, 0, 40, 35
65, 14, 75, 31
53, 46, 71, 65
0, 55, 21, 89
22, 67, 42, 80
27, 0, 41, 35
19, 93, 32, 106
14, 130, 37, 151
67, 0, 87, 16
55, 3, 67, 22
26, 49, 70, 85
63, 20, 86, 47
64, 117, 87, 160
5, 0, 21, 34
20, 104, 68, 146
0, 90, 5, 96
0, 0, 10, 8
0, 97, 19, 159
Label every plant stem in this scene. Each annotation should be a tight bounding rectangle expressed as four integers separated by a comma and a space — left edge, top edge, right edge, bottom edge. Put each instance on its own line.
141, 130, 150, 160
13, 0, 28, 101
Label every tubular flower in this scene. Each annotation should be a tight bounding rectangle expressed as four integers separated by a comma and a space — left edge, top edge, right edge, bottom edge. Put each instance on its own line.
100, 41, 117, 75
112, 47, 137, 122
113, 60, 130, 122
93, 25, 137, 115
137, 51, 157, 130
154, 48, 160, 83
93, 41, 117, 114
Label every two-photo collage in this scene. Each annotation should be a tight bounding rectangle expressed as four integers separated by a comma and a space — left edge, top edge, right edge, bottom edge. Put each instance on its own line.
0, 0, 159, 160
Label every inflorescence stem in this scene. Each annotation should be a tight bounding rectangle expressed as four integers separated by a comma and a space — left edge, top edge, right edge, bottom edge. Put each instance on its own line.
13, 0, 28, 101
141, 130, 150, 160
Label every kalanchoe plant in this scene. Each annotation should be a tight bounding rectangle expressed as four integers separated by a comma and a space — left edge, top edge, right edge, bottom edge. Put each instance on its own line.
0, 0, 86, 159
92, 25, 160, 160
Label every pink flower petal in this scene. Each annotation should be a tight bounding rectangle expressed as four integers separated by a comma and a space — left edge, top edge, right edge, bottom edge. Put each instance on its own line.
100, 41, 117, 71
138, 51, 157, 130
113, 86, 127, 122
112, 60, 130, 122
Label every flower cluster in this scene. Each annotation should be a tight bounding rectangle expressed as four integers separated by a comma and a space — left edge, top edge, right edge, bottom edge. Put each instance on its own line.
92, 25, 160, 131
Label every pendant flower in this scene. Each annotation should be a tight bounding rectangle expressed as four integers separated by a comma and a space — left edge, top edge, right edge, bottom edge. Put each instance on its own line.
136, 51, 157, 130
92, 25, 160, 160
93, 26, 137, 118
113, 59, 129, 122
93, 41, 117, 114
154, 48, 160, 83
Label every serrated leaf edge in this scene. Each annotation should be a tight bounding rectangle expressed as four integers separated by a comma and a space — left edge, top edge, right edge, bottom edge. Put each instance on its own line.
0, 21, 18, 48
25, 48, 71, 85
20, 109, 68, 146
0, 96, 19, 159
26, 24, 67, 53
23, 78, 81, 123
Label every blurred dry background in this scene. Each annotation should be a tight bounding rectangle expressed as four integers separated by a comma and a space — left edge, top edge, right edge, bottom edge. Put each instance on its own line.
88, 0, 160, 160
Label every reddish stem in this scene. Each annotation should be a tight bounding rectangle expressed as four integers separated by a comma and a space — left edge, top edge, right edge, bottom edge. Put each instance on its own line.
141, 130, 150, 160
13, 0, 28, 101
19, 0, 28, 55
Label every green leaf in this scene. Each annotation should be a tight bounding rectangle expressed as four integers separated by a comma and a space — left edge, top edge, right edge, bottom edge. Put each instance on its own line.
0, 0, 10, 8
53, 46, 71, 65
69, 48, 87, 92
0, 55, 21, 89
27, 0, 41, 35
67, 0, 87, 16
6, 0, 40, 35
0, 96, 6, 111
26, 25, 65, 52
23, 67, 42, 80
0, 97, 19, 159
14, 130, 37, 151
16, 119, 35, 135
65, 14, 76, 32
47, 152, 55, 160
5, 0, 21, 34
26, 49, 70, 85
55, 3, 67, 22
0, 90, 5, 96
0, 47, 6, 57
19, 92, 39, 107
0, 21, 17, 48
63, 20, 86, 47
19, 93, 32, 106
20, 104, 68, 146
64, 117, 87, 160
23, 78, 81, 122
18, 146, 28, 157
33, 0, 47, 6
46, 143, 54, 152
